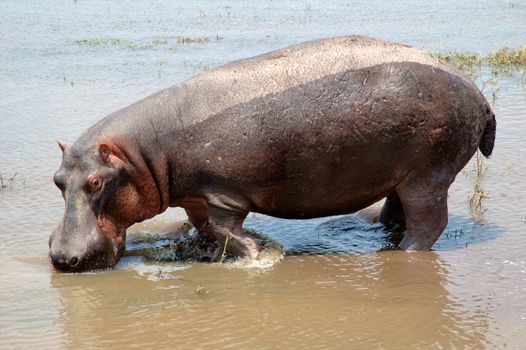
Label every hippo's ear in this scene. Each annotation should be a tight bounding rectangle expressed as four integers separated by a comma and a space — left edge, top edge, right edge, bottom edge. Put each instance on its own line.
57, 141, 68, 153
99, 143, 112, 163
99, 143, 126, 168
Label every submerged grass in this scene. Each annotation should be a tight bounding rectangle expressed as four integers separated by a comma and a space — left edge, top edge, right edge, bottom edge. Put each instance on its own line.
487, 46, 526, 67
0, 173, 17, 190
436, 52, 482, 72
175, 36, 210, 44
444, 228, 465, 239
468, 151, 489, 220
75, 38, 126, 47
436, 45, 526, 78
74, 36, 214, 50
219, 235, 229, 264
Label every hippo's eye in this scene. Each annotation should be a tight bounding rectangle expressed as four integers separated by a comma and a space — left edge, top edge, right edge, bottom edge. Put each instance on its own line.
87, 176, 103, 193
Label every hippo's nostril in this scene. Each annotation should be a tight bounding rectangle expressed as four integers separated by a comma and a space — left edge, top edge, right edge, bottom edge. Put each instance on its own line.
69, 256, 79, 267
50, 252, 70, 271
49, 251, 63, 264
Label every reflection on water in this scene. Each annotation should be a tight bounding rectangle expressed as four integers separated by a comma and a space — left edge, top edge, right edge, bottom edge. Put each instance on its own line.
2, 0, 526, 348
50, 251, 496, 349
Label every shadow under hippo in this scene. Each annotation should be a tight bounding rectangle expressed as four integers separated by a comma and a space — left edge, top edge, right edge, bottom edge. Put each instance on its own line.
122, 207, 503, 264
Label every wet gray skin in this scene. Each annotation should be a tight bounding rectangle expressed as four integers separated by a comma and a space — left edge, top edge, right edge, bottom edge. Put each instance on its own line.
49, 143, 127, 271
49, 35, 496, 272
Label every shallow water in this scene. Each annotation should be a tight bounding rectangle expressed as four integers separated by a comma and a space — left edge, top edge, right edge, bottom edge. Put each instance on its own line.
1, 1, 526, 349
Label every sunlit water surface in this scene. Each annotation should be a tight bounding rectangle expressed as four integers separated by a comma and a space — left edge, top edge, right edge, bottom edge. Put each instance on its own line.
1, 1, 525, 349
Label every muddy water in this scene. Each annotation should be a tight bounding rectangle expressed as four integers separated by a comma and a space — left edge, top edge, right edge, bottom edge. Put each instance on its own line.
1, 1, 526, 349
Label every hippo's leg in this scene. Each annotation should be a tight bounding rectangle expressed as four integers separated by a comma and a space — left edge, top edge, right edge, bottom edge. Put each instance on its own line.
186, 205, 259, 260
379, 193, 406, 230
395, 177, 450, 250
204, 206, 259, 260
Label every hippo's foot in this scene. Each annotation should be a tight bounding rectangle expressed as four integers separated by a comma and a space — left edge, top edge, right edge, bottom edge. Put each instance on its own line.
200, 222, 259, 261
173, 227, 281, 264
185, 205, 259, 261
394, 177, 450, 250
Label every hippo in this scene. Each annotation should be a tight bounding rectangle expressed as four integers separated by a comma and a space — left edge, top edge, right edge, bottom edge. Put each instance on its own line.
49, 35, 496, 272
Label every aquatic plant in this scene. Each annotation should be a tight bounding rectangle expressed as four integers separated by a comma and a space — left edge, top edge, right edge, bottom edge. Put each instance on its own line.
157, 61, 166, 79
219, 235, 229, 264
468, 151, 488, 219
437, 46, 526, 77
444, 228, 465, 239
194, 285, 208, 295
74, 38, 126, 47
469, 182, 488, 217
74, 36, 212, 50
152, 39, 168, 45
436, 52, 482, 72
0, 173, 17, 190
175, 36, 210, 44
487, 46, 526, 68
154, 264, 165, 279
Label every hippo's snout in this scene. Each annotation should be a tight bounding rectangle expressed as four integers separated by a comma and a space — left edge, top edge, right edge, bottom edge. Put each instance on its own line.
49, 238, 122, 273
49, 249, 81, 271
48, 231, 89, 272
49, 223, 124, 273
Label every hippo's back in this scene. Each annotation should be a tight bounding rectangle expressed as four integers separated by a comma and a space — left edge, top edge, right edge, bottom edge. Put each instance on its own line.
177, 35, 465, 126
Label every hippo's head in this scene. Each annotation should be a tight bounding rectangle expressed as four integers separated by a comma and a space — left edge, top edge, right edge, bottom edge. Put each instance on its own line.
49, 140, 161, 272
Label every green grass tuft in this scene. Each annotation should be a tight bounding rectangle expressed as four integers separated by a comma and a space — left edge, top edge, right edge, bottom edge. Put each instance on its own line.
74, 36, 212, 49
175, 36, 210, 44
487, 46, 526, 67
437, 46, 526, 77
74, 38, 124, 47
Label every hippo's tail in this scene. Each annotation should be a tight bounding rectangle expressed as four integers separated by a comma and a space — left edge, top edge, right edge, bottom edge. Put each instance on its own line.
479, 108, 496, 158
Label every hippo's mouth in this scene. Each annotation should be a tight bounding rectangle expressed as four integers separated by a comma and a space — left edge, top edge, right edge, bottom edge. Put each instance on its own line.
52, 241, 125, 273
49, 219, 127, 273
